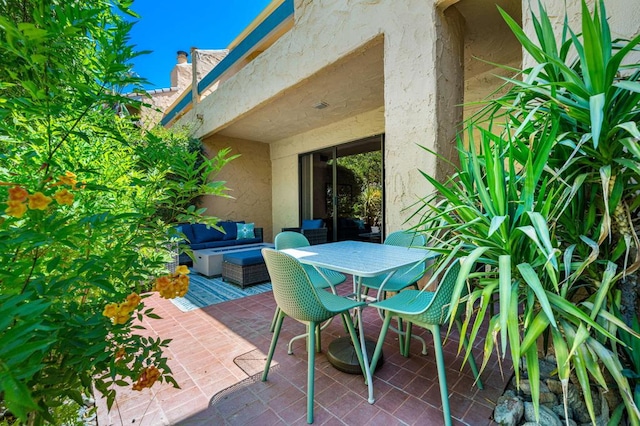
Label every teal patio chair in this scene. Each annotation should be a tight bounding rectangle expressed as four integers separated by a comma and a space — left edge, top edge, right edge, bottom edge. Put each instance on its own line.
361, 230, 429, 354
369, 260, 483, 426
271, 232, 347, 353
261, 248, 366, 424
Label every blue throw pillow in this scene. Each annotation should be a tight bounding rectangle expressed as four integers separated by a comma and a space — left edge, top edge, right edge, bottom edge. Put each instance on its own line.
301, 219, 323, 230
178, 224, 195, 243
236, 222, 255, 240
221, 221, 239, 240
191, 223, 224, 243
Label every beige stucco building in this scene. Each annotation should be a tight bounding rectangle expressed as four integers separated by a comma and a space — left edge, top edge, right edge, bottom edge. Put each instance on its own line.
161, 0, 640, 243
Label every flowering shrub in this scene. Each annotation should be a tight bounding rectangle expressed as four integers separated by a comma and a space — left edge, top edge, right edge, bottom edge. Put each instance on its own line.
0, 0, 236, 423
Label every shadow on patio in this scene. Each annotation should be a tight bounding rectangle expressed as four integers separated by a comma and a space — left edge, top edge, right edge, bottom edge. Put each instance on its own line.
96, 277, 511, 425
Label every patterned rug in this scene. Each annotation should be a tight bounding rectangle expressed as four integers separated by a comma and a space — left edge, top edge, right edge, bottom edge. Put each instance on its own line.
170, 272, 272, 312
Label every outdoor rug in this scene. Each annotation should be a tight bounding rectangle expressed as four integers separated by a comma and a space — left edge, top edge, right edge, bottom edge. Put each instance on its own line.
170, 272, 272, 312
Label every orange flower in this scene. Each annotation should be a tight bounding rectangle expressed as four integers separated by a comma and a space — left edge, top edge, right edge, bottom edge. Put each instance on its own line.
113, 310, 130, 325
132, 366, 161, 391
103, 300, 134, 325
5, 200, 27, 218
120, 293, 141, 313
53, 189, 74, 205
8, 186, 28, 202
126, 292, 141, 306
174, 265, 190, 275
153, 276, 177, 299
28, 192, 52, 210
174, 274, 189, 297
115, 346, 126, 360
55, 171, 78, 187
102, 303, 119, 318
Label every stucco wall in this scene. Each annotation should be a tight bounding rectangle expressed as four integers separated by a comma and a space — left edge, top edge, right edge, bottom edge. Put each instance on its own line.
172, 0, 639, 240
200, 135, 273, 242
175, 0, 448, 235
523, 0, 640, 69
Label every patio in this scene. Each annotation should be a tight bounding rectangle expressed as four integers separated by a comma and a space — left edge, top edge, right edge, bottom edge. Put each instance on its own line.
96, 277, 511, 425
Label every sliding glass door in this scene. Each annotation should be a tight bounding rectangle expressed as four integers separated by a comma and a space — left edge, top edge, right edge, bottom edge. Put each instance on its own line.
299, 134, 383, 242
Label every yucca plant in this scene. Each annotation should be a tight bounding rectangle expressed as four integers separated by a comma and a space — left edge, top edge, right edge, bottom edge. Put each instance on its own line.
415, 0, 640, 423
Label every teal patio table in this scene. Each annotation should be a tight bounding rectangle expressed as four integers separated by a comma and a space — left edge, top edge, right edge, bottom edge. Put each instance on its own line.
281, 240, 434, 404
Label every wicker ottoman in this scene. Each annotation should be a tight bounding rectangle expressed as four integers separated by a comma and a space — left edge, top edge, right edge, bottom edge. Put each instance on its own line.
222, 250, 270, 288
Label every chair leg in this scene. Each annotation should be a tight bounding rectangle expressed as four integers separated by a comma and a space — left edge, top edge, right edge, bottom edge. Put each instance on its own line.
269, 307, 281, 332
316, 323, 322, 353
455, 319, 483, 389
370, 313, 393, 373
307, 321, 317, 424
397, 317, 405, 355
430, 324, 452, 426
263, 311, 284, 382
403, 322, 412, 357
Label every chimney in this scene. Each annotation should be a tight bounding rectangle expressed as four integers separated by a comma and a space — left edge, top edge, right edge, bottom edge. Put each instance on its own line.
177, 50, 188, 64
171, 50, 192, 89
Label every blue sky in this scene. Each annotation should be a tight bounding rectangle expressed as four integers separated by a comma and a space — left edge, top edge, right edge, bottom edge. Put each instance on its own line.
127, 1, 273, 89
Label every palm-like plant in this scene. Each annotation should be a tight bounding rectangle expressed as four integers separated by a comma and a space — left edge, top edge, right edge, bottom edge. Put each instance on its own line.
415, 1, 640, 423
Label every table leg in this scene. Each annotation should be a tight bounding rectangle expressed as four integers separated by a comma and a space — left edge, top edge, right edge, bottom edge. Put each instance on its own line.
356, 302, 375, 404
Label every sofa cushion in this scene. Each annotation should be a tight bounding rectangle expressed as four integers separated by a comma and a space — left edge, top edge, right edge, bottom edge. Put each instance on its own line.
179, 224, 196, 243
190, 242, 209, 250
237, 222, 255, 239
223, 249, 264, 266
233, 237, 262, 246
221, 220, 241, 240
302, 219, 323, 230
191, 223, 225, 243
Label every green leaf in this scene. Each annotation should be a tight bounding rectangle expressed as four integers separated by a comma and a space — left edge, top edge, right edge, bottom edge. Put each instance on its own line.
488, 216, 508, 238
525, 344, 541, 421
517, 263, 557, 328
589, 93, 605, 148
498, 255, 511, 354
1, 374, 39, 421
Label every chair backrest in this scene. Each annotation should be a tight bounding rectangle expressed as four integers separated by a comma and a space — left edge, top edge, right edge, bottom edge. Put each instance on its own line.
415, 260, 463, 325
384, 230, 428, 279
262, 248, 333, 322
384, 230, 427, 248
275, 231, 311, 250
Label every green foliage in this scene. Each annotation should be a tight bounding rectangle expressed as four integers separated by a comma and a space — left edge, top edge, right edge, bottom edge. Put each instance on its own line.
416, 1, 640, 424
337, 151, 382, 225
0, 0, 235, 423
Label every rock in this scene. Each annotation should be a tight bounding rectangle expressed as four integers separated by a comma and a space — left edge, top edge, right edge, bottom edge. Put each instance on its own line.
540, 389, 558, 406
538, 358, 558, 379
524, 402, 563, 426
547, 379, 564, 395
504, 389, 517, 398
519, 379, 532, 395
552, 404, 574, 420
494, 395, 524, 426
568, 386, 602, 424
519, 380, 554, 404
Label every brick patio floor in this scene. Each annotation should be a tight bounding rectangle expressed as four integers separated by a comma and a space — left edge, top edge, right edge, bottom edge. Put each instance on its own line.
96, 278, 511, 425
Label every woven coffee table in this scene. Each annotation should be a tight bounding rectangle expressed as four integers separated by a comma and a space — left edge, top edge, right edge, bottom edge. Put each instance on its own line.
222, 249, 270, 288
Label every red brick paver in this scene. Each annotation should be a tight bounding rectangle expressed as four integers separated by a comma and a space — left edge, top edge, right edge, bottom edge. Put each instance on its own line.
96, 279, 511, 425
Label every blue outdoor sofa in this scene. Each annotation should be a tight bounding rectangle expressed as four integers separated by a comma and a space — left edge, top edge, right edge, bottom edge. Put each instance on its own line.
177, 221, 263, 265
